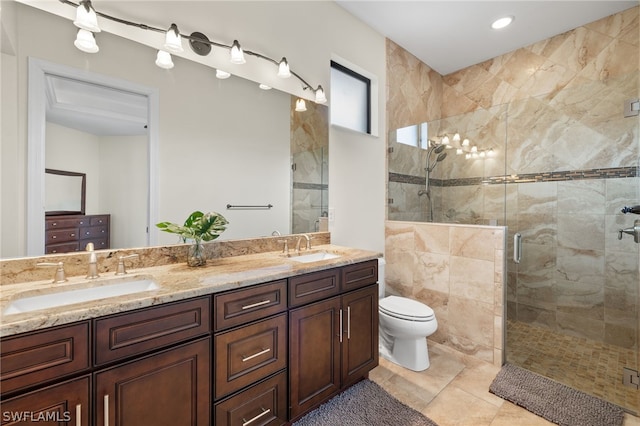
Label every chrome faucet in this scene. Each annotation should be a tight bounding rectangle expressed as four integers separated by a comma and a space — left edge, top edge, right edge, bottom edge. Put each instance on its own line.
85, 242, 100, 279
295, 234, 312, 254
37, 261, 67, 283
116, 254, 139, 275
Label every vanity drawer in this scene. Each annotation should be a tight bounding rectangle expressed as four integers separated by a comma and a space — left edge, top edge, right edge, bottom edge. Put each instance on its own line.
46, 217, 88, 230
45, 241, 80, 254
83, 237, 109, 250
214, 371, 288, 426
341, 259, 378, 292
79, 225, 108, 239
90, 215, 109, 226
46, 228, 79, 244
215, 314, 287, 399
288, 268, 340, 307
94, 297, 211, 366
0, 321, 90, 396
214, 280, 287, 331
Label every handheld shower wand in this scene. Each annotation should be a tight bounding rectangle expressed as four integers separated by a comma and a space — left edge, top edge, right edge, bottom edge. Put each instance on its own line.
418, 142, 447, 221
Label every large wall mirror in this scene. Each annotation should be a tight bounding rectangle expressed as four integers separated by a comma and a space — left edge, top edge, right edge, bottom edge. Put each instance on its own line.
2, 2, 328, 258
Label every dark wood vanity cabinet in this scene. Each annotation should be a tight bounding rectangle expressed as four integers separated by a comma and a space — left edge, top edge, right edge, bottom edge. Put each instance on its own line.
288, 260, 379, 421
0, 258, 379, 426
45, 214, 110, 254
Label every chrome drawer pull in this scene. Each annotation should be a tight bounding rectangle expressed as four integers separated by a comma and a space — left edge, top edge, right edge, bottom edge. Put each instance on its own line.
104, 394, 109, 425
75, 404, 81, 426
241, 348, 270, 362
339, 309, 343, 343
347, 306, 351, 340
241, 300, 271, 310
242, 407, 271, 426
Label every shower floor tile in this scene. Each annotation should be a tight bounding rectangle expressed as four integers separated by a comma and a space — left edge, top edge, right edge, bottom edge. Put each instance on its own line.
507, 320, 639, 413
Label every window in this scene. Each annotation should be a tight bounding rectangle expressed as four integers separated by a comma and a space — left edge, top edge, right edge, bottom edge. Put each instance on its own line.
330, 61, 371, 134
396, 123, 428, 149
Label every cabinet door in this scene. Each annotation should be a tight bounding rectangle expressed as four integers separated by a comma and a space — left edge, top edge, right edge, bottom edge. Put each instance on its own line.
95, 338, 210, 426
0, 376, 90, 426
289, 297, 341, 420
341, 285, 379, 388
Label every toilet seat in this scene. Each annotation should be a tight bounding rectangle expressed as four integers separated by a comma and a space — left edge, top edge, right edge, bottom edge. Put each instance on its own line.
379, 296, 434, 322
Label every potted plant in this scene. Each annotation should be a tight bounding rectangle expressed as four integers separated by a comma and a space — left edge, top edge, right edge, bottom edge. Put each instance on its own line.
156, 210, 229, 266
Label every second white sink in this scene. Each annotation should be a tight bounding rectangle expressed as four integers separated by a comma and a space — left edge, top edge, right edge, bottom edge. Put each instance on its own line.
3, 277, 160, 316
288, 251, 341, 263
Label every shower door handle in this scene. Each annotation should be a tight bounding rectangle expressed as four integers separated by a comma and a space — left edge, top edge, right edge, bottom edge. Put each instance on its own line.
618, 220, 640, 243
513, 233, 522, 264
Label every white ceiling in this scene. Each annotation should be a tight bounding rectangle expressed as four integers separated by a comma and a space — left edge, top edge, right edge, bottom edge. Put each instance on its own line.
335, 0, 638, 75
45, 73, 148, 136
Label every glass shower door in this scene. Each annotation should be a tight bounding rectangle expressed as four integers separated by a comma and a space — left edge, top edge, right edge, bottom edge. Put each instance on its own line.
505, 86, 640, 412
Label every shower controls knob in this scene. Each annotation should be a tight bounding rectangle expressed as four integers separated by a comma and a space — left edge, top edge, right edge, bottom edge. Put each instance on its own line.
621, 205, 640, 214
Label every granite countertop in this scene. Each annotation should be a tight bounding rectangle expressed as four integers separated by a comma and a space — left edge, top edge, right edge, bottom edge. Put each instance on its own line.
0, 244, 381, 337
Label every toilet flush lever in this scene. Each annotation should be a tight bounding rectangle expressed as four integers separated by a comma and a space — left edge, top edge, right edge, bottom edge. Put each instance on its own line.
618, 220, 640, 243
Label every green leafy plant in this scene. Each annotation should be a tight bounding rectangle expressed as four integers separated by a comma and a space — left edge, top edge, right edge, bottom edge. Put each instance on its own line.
156, 210, 229, 243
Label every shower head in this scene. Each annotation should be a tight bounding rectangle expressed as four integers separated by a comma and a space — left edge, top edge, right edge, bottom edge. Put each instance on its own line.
437, 152, 447, 162
433, 144, 446, 154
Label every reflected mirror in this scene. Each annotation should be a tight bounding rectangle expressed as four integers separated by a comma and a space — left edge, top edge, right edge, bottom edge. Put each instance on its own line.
45, 169, 86, 215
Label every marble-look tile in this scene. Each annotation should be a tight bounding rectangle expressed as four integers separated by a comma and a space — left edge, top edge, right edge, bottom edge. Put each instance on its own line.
384, 221, 415, 251
556, 310, 605, 341
450, 227, 496, 261
490, 401, 556, 426
415, 224, 450, 254
414, 251, 450, 294
425, 385, 501, 426
557, 180, 605, 214
605, 177, 640, 215
604, 322, 637, 348
448, 296, 495, 351
555, 246, 605, 285
450, 256, 494, 304
557, 213, 605, 251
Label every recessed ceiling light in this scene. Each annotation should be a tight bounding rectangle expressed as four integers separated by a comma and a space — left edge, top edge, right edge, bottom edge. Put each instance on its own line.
491, 16, 514, 30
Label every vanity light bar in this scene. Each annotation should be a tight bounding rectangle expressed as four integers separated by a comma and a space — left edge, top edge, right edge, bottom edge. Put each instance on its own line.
59, 0, 327, 107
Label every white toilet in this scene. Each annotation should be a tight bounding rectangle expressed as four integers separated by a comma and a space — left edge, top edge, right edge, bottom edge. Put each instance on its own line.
378, 258, 438, 371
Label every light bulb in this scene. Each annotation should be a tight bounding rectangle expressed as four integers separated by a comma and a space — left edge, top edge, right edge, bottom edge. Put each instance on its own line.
479, 151, 486, 158
164, 23, 183, 53
259, 84, 272, 90
465, 153, 471, 160
453, 133, 461, 142
315, 86, 327, 104
216, 69, 231, 79
155, 50, 174, 69
277, 57, 291, 78
295, 99, 307, 112
491, 16, 514, 30
74, 29, 99, 53
462, 138, 470, 147
230, 40, 246, 64
441, 135, 450, 145
456, 148, 463, 155
471, 146, 478, 152
74, 0, 100, 32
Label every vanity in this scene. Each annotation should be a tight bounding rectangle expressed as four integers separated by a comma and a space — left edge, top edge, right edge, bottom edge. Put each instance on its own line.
0, 241, 380, 425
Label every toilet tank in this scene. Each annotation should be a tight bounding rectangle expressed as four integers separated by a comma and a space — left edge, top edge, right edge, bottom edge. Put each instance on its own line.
378, 257, 386, 298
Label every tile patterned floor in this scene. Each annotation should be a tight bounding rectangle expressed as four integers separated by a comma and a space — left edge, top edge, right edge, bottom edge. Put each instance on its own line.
369, 342, 640, 426
507, 320, 639, 413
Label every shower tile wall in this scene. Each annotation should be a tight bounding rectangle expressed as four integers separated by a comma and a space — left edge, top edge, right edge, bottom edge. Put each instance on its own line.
386, 6, 639, 348
290, 97, 329, 234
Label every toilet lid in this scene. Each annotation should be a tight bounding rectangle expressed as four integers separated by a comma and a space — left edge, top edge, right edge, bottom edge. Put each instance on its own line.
379, 296, 434, 321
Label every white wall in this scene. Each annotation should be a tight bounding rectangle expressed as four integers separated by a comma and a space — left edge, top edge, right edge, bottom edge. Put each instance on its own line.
1, 1, 387, 257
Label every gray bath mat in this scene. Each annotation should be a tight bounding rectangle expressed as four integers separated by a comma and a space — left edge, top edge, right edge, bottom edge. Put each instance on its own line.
490, 363, 624, 426
293, 379, 438, 425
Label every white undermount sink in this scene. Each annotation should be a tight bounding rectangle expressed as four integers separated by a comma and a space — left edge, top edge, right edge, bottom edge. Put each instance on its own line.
288, 251, 341, 263
2, 277, 160, 316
